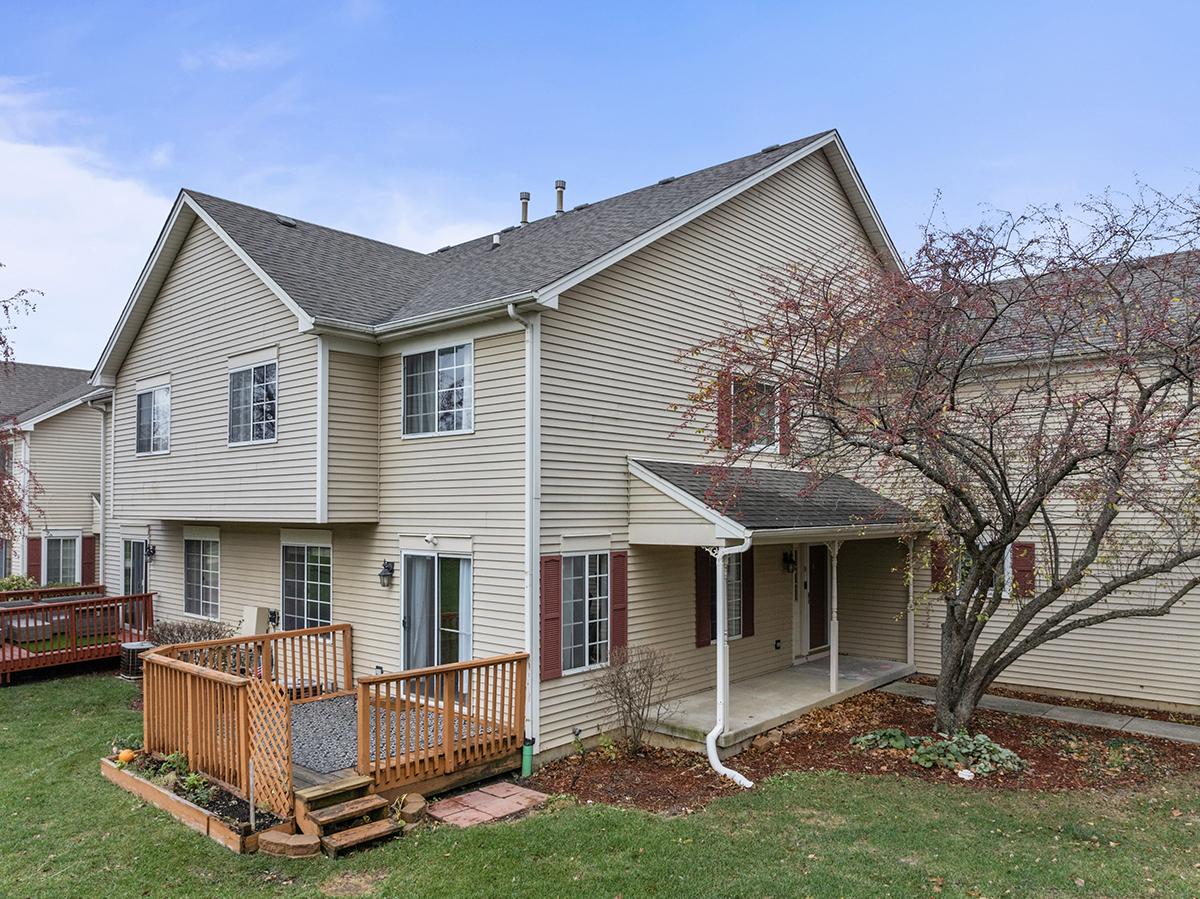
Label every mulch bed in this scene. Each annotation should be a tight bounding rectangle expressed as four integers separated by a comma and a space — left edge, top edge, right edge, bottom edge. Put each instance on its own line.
526, 690, 1200, 815
124, 754, 284, 830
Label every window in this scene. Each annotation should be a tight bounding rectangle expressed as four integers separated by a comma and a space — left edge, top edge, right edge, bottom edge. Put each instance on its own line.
229, 361, 277, 444
562, 551, 609, 673
733, 380, 776, 448
0, 539, 10, 579
694, 547, 755, 647
401, 553, 472, 670
123, 540, 147, 595
282, 543, 331, 630
44, 536, 79, 585
403, 343, 473, 435
136, 385, 170, 454
184, 538, 220, 619
930, 540, 1036, 598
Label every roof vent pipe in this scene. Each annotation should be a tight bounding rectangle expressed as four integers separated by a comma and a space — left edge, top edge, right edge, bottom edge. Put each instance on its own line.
520, 192, 530, 225
555, 180, 566, 217
491, 233, 501, 250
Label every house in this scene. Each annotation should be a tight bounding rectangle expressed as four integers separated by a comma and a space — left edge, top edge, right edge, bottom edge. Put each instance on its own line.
1, 362, 108, 585
91, 130, 922, 761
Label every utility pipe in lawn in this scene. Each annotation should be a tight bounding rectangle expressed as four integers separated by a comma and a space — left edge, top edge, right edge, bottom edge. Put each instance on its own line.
707, 535, 754, 789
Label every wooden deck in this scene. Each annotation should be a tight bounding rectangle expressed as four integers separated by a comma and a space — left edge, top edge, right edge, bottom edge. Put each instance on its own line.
0, 590, 154, 682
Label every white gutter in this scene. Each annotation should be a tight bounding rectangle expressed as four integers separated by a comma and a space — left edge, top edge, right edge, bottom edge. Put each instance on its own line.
507, 303, 542, 746
708, 535, 754, 789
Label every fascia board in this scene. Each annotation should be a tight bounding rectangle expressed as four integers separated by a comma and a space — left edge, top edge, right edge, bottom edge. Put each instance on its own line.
533, 134, 843, 302
748, 523, 926, 545
627, 458, 749, 540
369, 292, 543, 340
183, 193, 315, 330
823, 131, 904, 274
92, 192, 197, 385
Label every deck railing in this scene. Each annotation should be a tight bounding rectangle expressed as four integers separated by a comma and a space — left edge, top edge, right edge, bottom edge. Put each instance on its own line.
0, 592, 154, 680
0, 584, 107, 603
161, 624, 354, 703
357, 653, 528, 793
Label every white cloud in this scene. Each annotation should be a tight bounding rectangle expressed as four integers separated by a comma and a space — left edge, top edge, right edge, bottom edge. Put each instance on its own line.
180, 43, 291, 72
148, 142, 174, 168
0, 139, 169, 368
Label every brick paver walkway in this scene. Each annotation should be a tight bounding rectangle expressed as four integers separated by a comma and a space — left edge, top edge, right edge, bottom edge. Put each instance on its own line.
428, 782, 547, 828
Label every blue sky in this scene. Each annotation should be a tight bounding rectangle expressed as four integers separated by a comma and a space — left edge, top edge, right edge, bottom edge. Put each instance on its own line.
2, 0, 1197, 367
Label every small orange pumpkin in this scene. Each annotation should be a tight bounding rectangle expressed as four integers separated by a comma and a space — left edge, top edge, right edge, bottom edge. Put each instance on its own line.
118, 749, 136, 764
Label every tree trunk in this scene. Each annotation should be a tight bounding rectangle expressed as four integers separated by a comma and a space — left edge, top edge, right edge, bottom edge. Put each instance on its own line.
934, 611, 990, 733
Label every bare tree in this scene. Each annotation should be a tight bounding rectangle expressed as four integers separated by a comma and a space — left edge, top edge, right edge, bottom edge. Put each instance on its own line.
686, 186, 1200, 732
0, 259, 38, 548
591, 645, 679, 751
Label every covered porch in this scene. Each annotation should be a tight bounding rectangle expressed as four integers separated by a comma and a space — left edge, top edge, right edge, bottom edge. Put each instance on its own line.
628, 459, 924, 765
656, 654, 915, 756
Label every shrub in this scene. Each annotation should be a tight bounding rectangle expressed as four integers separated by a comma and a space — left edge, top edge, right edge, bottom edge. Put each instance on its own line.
149, 618, 237, 646
0, 573, 38, 592
910, 732, 1025, 775
591, 644, 679, 751
851, 728, 923, 750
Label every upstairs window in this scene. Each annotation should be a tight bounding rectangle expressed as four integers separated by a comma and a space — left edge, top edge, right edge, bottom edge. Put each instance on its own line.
229, 361, 277, 444
716, 373, 777, 449
403, 343, 473, 435
136, 385, 170, 455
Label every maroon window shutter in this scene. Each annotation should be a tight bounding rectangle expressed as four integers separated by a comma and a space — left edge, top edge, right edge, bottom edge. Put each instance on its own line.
777, 387, 792, 456
930, 540, 950, 592
716, 370, 732, 448
540, 554, 563, 681
695, 547, 712, 648
609, 551, 628, 653
26, 537, 41, 583
81, 535, 97, 586
741, 547, 755, 637
1012, 542, 1036, 597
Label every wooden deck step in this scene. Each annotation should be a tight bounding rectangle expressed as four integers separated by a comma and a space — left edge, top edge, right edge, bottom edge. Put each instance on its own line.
322, 817, 403, 859
294, 774, 374, 806
306, 795, 390, 835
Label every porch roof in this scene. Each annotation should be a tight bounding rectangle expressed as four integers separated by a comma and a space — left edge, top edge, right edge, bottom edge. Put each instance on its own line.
629, 458, 919, 545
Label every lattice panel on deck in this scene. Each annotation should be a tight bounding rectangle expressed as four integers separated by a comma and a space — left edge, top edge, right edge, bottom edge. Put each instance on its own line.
247, 678, 293, 817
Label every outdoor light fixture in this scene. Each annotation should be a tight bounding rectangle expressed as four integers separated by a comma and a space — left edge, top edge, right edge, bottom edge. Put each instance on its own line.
267, 609, 279, 629
782, 550, 797, 574
378, 561, 395, 588
146, 545, 157, 559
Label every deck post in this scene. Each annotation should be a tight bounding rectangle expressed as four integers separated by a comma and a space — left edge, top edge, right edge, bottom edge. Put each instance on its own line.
342, 627, 353, 692
827, 540, 842, 694
356, 681, 369, 777
237, 684, 250, 792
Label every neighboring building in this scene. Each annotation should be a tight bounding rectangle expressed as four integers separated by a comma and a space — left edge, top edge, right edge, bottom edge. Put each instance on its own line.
91, 130, 922, 757
1, 363, 108, 584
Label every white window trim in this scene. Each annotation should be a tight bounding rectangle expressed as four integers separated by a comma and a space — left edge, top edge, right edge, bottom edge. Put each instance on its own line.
183, 534, 220, 621
399, 550, 473, 671
135, 384, 171, 456
400, 339, 475, 439
42, 530, 82, 585
281, 541, 333, 632
732, 378, 780, 454
227, 359, 279, 447
123, 538, 148, 595
561, 550, 611, 676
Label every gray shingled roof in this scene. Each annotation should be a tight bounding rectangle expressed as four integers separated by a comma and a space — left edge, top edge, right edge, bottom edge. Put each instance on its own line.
185, 132, 831, 329
635, 459, 911, 531
0, 363, 91, 419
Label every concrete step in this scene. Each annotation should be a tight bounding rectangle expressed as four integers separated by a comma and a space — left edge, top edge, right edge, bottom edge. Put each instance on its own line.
322, 817, 404, 859
306, 794, 390, 836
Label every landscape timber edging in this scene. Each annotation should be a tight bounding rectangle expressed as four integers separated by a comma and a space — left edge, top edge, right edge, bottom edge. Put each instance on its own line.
100, 755, 294, 853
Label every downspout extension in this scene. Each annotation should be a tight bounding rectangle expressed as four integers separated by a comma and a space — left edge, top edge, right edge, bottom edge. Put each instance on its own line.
707, 535, 755, 789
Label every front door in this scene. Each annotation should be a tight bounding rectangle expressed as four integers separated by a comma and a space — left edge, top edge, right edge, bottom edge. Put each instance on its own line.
401, 554, 472, 671
808, 544, 829, 652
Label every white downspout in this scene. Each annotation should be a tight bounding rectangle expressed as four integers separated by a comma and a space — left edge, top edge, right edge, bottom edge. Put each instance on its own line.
707, 535, 754, 789
828, 540, 841, 694
508, 303, 542, 746
906, 536, 915, 667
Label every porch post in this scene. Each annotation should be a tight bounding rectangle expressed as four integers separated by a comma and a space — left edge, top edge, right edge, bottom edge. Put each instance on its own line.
906, 537, 915, 667
827, 540, 842, 693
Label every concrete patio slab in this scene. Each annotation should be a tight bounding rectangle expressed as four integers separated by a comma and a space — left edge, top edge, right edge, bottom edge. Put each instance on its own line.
658, 656, 915, 754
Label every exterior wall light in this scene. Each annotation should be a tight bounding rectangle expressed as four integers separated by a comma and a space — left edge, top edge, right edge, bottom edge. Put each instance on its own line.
783, 550, 797, 574
378, 561, 395, 588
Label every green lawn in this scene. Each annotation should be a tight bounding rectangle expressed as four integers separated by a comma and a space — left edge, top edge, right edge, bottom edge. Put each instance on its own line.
15, 633, 120, 654
2, 672, 1198, 899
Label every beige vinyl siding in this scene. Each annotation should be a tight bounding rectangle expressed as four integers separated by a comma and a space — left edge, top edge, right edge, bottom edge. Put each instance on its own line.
912, 580, 1200, 711
110, 218, 318, 522
327, 351, 379, 522
536, 149, 880, 751
372, 328, 527, 672
833, 538, 909, 662
26, 403, 104, 533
